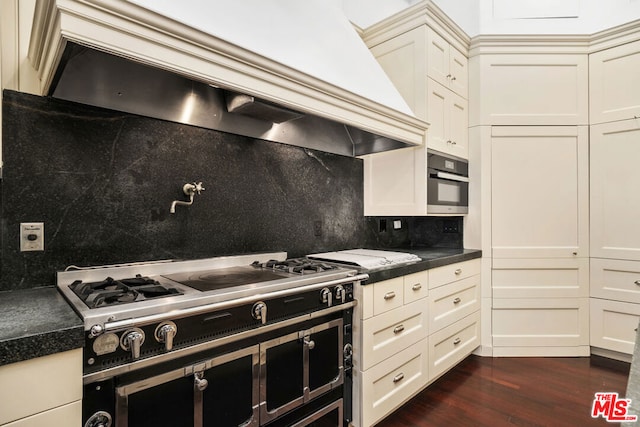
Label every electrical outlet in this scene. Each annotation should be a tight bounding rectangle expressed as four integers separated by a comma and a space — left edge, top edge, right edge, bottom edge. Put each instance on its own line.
313, 220, 322, 237
20, 222, 44, 251
443, 220, 459, 233
393, 220, 402, 230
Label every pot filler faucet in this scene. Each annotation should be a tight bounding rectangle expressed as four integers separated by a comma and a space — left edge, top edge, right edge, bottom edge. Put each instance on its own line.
170, 182, 205, 213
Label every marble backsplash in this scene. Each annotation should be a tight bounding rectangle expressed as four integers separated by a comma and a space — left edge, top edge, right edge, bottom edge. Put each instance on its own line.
1, 90, 462, 291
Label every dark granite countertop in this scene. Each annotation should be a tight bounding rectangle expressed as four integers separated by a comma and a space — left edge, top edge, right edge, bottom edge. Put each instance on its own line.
0, 287, 84, 366
358, 248, 482, 284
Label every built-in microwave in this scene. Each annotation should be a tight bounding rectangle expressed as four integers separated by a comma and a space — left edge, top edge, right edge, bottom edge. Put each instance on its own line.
427, 151, 469, 214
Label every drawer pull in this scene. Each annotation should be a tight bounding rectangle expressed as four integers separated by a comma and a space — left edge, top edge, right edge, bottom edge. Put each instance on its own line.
453, 297, 461, 304
454, 269, 462, 275
412, 283, 422, 291
393, 373, 405, 383
384, 291, 396, 300
393, 325, 405, 334
635, 280, 640, 286
453, 337, 462, 345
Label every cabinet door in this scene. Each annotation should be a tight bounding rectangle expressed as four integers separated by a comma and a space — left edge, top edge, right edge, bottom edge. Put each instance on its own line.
362, 146, 427, 216
426, 78, 468, 159
427, 28, 450, 91
589, 40, 640, 124
491, 126, 589, 258
591, 258, 640, 303
448, 46, 468, 98
474, 54, 588, 125
370, 26, 427, 120
590, 119, 640, 260
590, 298, 640, 355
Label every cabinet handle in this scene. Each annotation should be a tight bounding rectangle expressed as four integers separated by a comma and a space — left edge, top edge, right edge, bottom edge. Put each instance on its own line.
451, 76, 457, 81
393, 372, 405, 383
635, 280, 640, 286
454, 269, 462, 275
453, 297, 461, 304
384, 291, 396, 300
393, 324, 405, 334
446, 74, 452, 79
453, 337, 462, 345
412, 283, 422, 291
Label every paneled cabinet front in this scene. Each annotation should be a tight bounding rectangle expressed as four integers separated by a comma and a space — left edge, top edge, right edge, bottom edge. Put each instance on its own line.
353, 271, 429, 427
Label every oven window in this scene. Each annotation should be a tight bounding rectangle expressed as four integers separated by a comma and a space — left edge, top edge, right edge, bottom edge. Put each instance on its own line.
265, 339, 305, 411
438, 181, 461, 203
126, 376, 194, 427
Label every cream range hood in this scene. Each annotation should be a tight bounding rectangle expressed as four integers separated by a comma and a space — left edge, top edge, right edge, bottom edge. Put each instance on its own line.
27, 0, 428, 157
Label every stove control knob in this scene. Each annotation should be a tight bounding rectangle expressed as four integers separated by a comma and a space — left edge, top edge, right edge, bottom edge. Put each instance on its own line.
89, 324, 104, 338
335, 285, 345, 303
155, 321, 177, 351
84, 411, 112, 427
120, 328, 145, 359
252, 301, 267, 325
320, 287, 333, 307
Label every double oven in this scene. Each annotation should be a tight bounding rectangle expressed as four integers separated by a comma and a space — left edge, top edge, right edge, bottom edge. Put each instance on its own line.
57, 253, 366, 427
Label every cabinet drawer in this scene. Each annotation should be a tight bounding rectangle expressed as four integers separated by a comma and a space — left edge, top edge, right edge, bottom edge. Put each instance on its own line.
428, 311, 480, 381
429, 259, 481, 289
3, 401, 82, 427
492, 298, 589, 347
361, 299, 428, 370
493, 258, 589, 298
372, 277, 404, 316
0, 349, 82, 425
591, 258, 640, 304
429, 276, 480, 334
590, 298, 640, 355
361, 338, 428, 427
403, 271, 429, 304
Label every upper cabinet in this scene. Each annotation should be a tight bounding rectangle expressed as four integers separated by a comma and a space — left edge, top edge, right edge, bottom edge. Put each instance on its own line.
427, 28, 468, 99
590, 39, 640, 125
471, 51, 589, 126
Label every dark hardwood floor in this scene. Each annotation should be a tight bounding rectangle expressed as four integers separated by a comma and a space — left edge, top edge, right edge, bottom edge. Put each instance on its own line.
375, 355, 630, 427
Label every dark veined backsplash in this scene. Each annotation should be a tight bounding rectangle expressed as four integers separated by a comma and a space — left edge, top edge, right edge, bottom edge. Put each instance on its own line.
0, 90, 462, 291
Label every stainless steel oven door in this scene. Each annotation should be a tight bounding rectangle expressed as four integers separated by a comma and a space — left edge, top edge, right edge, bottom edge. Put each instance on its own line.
291, 399, 343, 427
427, 169, 469, 214
259, 318, 344, 424
114, 345, 260, 427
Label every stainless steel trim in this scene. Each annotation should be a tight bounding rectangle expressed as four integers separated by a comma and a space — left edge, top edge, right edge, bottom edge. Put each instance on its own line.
427, 204, 469, 214
435, 171, 470, 183
103, 274, 366, 331
84, 301, 356, 384
307, 319, 344, 402
290, 399, 343, 427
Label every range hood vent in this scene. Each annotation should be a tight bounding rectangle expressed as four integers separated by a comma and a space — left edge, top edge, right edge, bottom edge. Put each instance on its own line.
29, 0, 428, 157
224, 92, 305, 124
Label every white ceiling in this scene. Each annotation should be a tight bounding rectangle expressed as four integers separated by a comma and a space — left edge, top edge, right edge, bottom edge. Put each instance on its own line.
342, 0, 640, 36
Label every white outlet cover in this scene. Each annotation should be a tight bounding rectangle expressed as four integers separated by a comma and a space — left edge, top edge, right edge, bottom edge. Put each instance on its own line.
20, 222, 44, 252
393, 220, 402, 229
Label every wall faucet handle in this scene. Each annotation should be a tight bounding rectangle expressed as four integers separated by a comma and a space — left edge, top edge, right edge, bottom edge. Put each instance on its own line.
183, 182, 205, 196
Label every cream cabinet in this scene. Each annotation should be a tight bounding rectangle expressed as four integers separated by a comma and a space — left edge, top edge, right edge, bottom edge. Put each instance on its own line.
491, 126, 589, 259
472, 53, 588, 126
353, 271, 429, 427
427, 259, 481, 381
589, 40, 640, 125
427, 78, 468, 159
427, 27, 468, 98
0, 349, 82, 427
590, 119, 640, 261
590, 258, 640, 357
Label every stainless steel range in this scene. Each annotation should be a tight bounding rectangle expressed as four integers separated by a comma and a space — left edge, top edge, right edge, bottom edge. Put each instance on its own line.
57, 252, 367, 427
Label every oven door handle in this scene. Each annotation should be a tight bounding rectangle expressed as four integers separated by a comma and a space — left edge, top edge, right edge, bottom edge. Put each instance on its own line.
433, 171, 470, 183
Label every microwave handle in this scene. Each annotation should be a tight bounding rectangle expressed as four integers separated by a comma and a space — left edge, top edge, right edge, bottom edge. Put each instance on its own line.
434, 171, 470, 183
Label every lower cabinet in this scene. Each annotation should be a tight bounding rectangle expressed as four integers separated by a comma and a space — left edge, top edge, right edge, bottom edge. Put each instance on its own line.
0, 349, 82, 427
491, 258, 590, 356
353, 260, 481, 427
590, 258, 640, 359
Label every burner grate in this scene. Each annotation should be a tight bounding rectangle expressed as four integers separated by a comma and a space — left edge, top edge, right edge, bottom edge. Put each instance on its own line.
69, 275, 181, 308
252, 258, 337, 274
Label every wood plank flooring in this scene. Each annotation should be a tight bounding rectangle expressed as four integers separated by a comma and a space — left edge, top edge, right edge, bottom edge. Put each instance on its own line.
375, 355, 630, 427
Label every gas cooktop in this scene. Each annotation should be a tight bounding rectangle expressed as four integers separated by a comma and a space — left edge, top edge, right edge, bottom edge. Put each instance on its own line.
57, 253, 359, 329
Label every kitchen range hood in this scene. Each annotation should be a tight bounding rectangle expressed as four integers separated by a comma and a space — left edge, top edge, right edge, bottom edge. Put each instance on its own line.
28, 0, 428, 157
